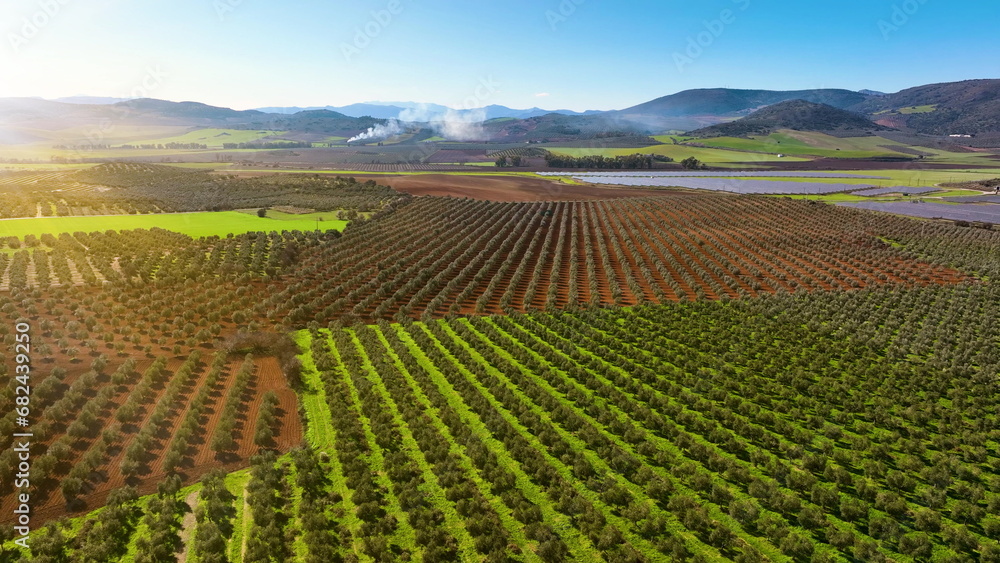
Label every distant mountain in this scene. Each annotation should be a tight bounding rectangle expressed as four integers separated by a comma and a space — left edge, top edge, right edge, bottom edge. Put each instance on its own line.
617, 88, 869, 117
0, 97, 93, 122
851, 79, 1000, 135
5, 80, 1000, 147
254, 102, 598, 120
257, 103, 419, 119
0, 98, 381, 144
687, 100, 888, 138
479, 105, 601, 120
0, 98, 120, 140
53, 96, 131, 105
110, 99, 268, 125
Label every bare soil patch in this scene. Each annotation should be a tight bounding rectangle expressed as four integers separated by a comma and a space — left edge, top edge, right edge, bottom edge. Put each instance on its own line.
363, 174, 688, 202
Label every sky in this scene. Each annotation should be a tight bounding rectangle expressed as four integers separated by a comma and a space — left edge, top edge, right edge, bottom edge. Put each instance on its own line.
1, 0, 998, 111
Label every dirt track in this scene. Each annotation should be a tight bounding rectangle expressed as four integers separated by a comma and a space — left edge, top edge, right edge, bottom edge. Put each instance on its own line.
363, 174, 688, 201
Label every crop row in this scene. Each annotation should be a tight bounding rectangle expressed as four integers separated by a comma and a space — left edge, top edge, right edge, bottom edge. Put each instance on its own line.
268, 195, 966, 325
0, 341, 300, 530
278, 281, 999, 561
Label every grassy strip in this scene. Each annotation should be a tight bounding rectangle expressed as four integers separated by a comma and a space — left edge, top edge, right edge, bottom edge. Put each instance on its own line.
285, 459, 310, 561
225, 469, 251, 563
290, 330, 336, 450
114, 494, 157, 562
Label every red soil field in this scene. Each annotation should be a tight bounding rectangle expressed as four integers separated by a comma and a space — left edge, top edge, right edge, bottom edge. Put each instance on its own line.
0, 311, 302, 528
358, 174, 692, 201
273, 195, 969, 327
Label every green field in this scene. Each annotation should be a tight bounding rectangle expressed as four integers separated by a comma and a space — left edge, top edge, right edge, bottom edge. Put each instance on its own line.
276, 283, 1000, 562
689, 130, 1000, 166
696, 131, 916, 159
0, 211, 346, 240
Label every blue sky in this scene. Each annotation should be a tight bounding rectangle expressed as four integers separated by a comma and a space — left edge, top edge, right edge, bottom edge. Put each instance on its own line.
2, 0, 998, 111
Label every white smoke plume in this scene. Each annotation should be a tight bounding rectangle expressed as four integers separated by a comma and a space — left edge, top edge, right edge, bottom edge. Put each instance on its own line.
348, 118, 403, 143
399, 104, 487, 141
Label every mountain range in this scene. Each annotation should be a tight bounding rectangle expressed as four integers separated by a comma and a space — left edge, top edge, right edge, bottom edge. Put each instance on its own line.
254, 102, 602, 120
2, 78, 997, 145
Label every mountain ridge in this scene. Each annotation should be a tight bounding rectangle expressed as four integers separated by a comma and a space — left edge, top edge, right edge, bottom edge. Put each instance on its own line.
4, 79, 1000, 144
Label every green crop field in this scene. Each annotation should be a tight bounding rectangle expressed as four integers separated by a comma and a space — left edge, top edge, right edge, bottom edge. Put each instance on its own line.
271, 282, 1000, 562
696, 131, 916, 159
690, 131, 1000, 167
0, 211, 346, 240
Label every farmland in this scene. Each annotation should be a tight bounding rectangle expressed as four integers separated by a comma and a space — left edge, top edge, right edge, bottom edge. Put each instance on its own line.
8, 1, 1000, 557
695, 132, 917, 159
266, 196, 966, 325
13, 283, 999, 561
552, 177, 871, 195
0, 163, 403, 219
282, 283, 1000, 562
0, 211, 346, 241
0, 159, 999, 561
